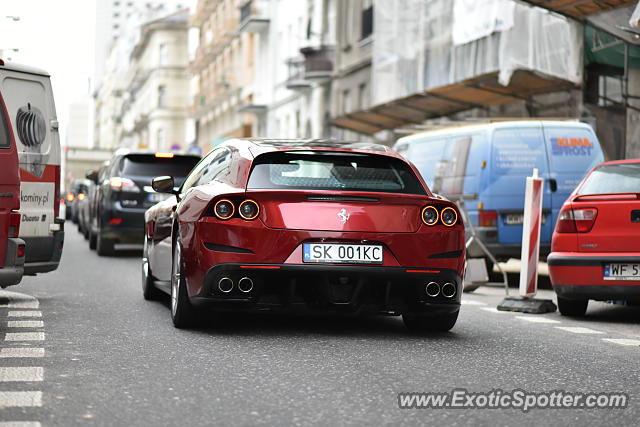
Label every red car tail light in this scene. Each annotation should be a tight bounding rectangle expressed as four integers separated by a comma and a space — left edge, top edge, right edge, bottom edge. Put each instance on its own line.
421, 205, 438, 226
9, 210, 20, 238
238, 199, 260, 220
478, 210, 498, 227
214, 199, 234, 220
556, 207, 598, 233
110, 177, 140, 192
441, 207, 458, 227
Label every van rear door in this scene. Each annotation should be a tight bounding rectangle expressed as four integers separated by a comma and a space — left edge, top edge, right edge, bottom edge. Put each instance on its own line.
489, 125, 553, 246
542, 123, 604, 233
0, 90, 20, 267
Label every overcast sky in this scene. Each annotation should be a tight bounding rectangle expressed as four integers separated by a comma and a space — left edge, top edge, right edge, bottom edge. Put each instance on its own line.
1, 0, 96, 144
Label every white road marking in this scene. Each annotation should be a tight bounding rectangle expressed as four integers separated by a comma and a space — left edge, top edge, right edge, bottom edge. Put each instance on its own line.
7, 311, 42, 318
461, 300, 486, 306
602, 338, 640, 347
0, 391, 42, 408
0, 422, 42, 427
7, 320, 44, 328
516, 316, 561, 324
4, 332, 45, 341
555, 326, 604, 335
480, 307, 511, 314
5, 301, 39, 309
0, 348, 45, 358
0, 367, 43, 382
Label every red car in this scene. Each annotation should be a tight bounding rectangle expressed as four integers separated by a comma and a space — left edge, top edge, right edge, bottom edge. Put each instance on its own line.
142, 139, 465, 331
548, 159, 640, 316
0, 88, 25, 288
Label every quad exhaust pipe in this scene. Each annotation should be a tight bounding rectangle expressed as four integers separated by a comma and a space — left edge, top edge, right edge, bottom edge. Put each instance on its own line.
217, 276, 254, 293
425, 281, 456, 298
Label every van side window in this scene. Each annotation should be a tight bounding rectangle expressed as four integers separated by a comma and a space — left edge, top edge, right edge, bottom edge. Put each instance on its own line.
407, 138, 447, 187
0, 96, 10, 149
491, 128, 547, 175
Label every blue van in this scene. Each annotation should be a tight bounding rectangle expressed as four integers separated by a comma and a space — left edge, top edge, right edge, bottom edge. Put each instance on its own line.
394, 120, 604, 267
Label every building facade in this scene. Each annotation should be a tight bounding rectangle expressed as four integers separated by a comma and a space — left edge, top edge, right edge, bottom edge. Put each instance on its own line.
119, 10, 191, 152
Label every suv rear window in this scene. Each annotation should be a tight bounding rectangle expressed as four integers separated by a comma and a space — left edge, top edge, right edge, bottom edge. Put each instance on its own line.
248, 151, 426, 195
578, 163, 640, 195
121, 154, 200, 178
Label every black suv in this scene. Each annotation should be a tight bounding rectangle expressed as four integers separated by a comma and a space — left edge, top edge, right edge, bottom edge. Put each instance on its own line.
87, 152, 200, 256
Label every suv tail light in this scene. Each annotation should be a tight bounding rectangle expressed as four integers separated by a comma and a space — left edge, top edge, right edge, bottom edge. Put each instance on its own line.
479, 210, 498, 227
556, 207, 598, 233
8, 210, 20, 238
110, 177, 140, 192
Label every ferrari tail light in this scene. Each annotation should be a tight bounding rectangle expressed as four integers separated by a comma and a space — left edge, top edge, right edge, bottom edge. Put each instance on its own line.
421, 206, 438, 226
214, 199, 234, 220
478, 210, 498, 227
110, 177, 140, 193
556, 207, 598, 233
8, 210, 20, 238
441, 207, 458, 227
238, 199, 260, 220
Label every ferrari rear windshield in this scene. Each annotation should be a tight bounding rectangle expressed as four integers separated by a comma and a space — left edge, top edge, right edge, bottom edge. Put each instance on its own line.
248, 151, 426, 194
578, 162, 640, 195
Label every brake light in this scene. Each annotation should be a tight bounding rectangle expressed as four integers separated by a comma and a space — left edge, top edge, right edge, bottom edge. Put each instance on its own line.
479, 210, 498, 227
78, 193, 86, 201
155, 152, 174, 158
110, 177, 140, 192
8, 211, 20, 238
556, 208, 598, 233
66, 193, 75, 202
17, 244, 25, 258
108, 218, 123, 225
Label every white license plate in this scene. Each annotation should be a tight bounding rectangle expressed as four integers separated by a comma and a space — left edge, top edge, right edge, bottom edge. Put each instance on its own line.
504, 213, 546, 225
148, 193, 169, 203
604, 264, 640, 280
303, 243, 383, 264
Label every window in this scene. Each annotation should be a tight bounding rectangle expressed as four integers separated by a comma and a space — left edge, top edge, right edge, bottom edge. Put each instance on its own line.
157, 85, 166, 108
361, 1, 373, 40
248, 152, 426, 195
122, 155, 200, 182
342, 89, 351, 114
578, 162, 640, 195
357, 82, 369, 110
156, 128, 165, 150
159, 43, 167, 66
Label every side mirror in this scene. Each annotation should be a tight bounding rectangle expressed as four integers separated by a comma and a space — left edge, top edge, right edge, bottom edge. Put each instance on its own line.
85, 170, 98, 184
151, 176, 176, 194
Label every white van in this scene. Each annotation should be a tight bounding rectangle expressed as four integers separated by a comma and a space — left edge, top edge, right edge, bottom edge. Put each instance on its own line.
0, 60, 64, 275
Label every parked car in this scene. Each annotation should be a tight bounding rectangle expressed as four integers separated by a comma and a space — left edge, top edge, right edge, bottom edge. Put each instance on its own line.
0, 86, 25, 288
65, 179, 90, 223
394, 120, 604, 273
76, 178, 95, 239
84, 162, 109, 247
548, 159, 640, 316
0, 60, 64, 275
88, 151, 200, 256
143, 139, 466, 331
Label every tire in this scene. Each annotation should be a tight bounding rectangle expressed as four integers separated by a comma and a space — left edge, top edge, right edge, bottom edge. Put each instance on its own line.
89, 230, 97, 250
403, 310, 459, 333
557, 297, 588, 317
142, 235, 161, 301
170, 234, 197, 328
96, 232, 115, 256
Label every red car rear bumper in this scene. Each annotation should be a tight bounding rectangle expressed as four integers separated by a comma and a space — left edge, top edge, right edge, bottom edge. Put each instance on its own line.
548, 252, 640, 300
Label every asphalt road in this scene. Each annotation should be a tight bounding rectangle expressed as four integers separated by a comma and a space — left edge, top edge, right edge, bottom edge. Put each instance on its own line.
1, 227, 639, 426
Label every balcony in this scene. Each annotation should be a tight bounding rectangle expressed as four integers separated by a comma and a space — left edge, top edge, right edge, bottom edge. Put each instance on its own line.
285, 57, 312, 91
238, 0, 270, 34
300, 46, 334, 81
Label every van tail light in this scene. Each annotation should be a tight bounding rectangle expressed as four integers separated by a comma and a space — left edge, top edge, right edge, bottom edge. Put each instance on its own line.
556, 207, 598, 233
479, 210, 498, 227
54, 166, 60, 218
8, 210, 20, 238
110, 177, 140, 192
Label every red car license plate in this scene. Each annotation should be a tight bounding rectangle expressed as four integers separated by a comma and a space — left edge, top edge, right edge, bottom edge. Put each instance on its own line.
303, 243, 383, 264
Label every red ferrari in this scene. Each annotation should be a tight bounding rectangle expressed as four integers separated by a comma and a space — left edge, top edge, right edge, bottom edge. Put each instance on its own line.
548, 159, 640, 316
142, 139, 465, 331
